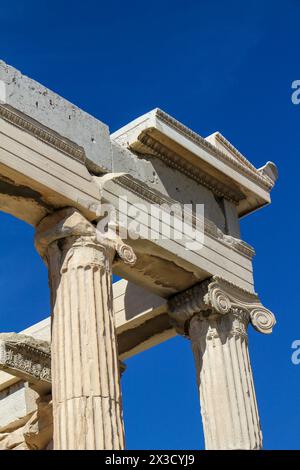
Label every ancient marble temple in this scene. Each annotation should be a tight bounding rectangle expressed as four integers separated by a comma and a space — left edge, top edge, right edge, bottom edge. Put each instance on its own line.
0, 61, 277, 450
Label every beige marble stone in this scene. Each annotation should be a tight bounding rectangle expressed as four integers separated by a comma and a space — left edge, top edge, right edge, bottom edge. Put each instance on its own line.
0, 333, 51, 395
0, 63, 279, 450
112, 108, 277, 217
190, 313, 261, 450
0, 75, 275, 297
35, 208, 136, 450
168, 277, 275, 450
0, 394, 52, 450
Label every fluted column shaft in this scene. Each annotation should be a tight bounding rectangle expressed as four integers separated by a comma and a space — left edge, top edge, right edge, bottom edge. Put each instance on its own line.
168, 276, 276, 451
189, 311, 261, 450
35, 208, 136, 450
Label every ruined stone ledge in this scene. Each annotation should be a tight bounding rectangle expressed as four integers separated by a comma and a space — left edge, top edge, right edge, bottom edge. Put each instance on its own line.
0, 333, 51, 395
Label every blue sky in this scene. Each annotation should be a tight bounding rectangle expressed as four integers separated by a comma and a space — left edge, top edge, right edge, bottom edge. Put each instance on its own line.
0, 0, 299, 449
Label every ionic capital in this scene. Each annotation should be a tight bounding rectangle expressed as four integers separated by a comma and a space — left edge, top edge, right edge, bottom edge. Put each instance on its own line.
0, 333, 51, 395
168, 276, 276, 336
34, 207, 136, 267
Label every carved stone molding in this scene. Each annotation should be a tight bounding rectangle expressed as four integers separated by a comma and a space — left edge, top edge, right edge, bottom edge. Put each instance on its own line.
168, 280, 210, 335
189, 309, 250, 342
155, 109, 274, 192
119, 361, 127, 377
135, 134, 244, 204
114, 175, 255, 260
0, 104, 85, 164
168, 276, 276, 336
35, 207, 137, 267
0, 333, 51, 393
189, 309, 262, 449
0, 394, 52, 450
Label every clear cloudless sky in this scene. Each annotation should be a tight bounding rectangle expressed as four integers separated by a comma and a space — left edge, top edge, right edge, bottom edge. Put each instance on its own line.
0, 0, 299, 450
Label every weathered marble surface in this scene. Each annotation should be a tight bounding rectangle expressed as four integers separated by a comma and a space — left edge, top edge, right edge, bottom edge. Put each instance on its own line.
0, 60, 111, 174
0, 62, 278, 450
168, 276, 275, 450
0, 394, 52, 450
35, 208, 136, 450
0, 333, 51, 395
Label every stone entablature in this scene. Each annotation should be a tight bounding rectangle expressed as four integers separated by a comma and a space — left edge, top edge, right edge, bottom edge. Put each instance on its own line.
113, 174, 255, 260
0, 61, 278, 450
0, 334, 51, 394
168, 276, 276, 336
0, 392, 52, 450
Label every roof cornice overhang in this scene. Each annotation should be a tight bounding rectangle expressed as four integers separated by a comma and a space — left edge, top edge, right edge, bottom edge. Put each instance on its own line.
112, 108, 277, 217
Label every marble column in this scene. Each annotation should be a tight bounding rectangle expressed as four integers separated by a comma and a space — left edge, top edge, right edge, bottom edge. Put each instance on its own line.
35, 208, 136, 450
168, 276, 276, 450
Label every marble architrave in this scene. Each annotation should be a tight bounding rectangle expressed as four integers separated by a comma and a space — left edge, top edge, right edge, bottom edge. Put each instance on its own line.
168, 277, 275, 449
0, 62, 278, 450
